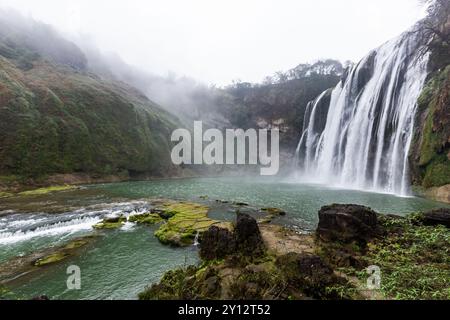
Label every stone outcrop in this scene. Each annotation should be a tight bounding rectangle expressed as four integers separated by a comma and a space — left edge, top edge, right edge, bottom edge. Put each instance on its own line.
421, 208, 450, 228
200, 212, 265, 260
234, 212, 265, 257
316, 204, 379, 244
199, 226, 236, 260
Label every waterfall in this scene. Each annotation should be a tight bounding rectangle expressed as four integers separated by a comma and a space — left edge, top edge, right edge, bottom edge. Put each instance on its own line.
193, 231, 200, 246
295, 26, 429, 196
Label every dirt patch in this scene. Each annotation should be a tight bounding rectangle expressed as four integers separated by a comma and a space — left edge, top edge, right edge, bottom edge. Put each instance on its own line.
259, 224, 315, 256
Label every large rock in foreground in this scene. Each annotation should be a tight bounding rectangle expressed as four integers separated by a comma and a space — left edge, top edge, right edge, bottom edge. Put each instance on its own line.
200, 212, 265, 260
199, 226, 236, 260
421, 208, 450, 228
234, 212, 265, 256
317, 204, 379, 244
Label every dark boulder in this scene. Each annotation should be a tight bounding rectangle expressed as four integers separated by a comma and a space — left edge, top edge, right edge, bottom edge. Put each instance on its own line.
235, 212, 265, 257
421, 208, 450, 228
200, 212, 265, 260
200, 226, 235, 260
317, 204, 379, 244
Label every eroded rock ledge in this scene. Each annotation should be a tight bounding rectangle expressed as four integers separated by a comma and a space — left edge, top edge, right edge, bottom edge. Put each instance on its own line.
140, 204, 450, 300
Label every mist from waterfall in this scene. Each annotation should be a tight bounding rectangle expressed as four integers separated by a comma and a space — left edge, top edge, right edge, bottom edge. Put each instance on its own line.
294, 26, 430, 196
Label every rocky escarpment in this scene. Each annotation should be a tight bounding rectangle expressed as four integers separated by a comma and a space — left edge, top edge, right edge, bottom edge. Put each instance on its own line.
140, 203, 450, 300
140, 212, 348, 300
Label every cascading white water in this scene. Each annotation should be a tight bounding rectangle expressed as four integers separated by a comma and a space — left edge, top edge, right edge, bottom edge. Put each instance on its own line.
295, 26, 430, 196
0, 201, 151, 244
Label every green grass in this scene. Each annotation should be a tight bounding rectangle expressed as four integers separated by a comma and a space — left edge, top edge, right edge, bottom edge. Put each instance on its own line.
18, 185, 76, 196
361, 215, 450, 299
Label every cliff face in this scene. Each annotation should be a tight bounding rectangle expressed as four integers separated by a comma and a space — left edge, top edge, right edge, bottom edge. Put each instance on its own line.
224, 61, 342, 151
411, 66, 450, 202
0, 13, 180, 184
410, 9, 450, 203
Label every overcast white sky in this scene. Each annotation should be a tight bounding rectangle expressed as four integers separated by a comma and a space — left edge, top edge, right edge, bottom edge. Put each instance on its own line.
0, 0, 426, 85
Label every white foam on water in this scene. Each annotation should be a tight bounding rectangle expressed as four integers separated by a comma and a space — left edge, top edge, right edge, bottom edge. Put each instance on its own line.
0, 216, 102, 244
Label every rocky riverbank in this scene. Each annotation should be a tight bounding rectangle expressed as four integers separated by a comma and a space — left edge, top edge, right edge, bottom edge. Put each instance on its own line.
140, 204, 450, 300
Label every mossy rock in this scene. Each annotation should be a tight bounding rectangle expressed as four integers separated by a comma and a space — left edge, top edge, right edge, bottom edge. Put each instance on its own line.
154, 201, 232, 247
422, 156, 450, 188
63, 239, 89, 250
34, 252, 69, 266
0, 191, 13, 198
261, 207, 286, 216
33, 236, 92, 266
412, 65, 450, 189
19, 185, 76, 196
93, 216, 126, 229
129, 213, 163, 225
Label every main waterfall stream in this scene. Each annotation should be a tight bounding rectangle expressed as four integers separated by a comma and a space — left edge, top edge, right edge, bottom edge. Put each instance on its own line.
295, 26, 429, 196
0, 177, 446, 299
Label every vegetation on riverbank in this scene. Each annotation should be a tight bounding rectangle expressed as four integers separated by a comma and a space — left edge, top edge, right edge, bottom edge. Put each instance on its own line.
141, 205, 450, 300
325, 213, 450, 300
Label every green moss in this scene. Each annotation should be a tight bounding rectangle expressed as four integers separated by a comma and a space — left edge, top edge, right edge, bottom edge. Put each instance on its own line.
128, 213, 163, 225
414, 65, 450, 188
0, 191, 13, 198
34, 252, 69, 266
138, 268, 195, 300
418, 102, 440, 166
33, 237, 92, 266
63, 239, 89, 250
154, 201, 232, 247
422, 155, 450, 188
18, 185, 76, 196
93, 216, 126, 229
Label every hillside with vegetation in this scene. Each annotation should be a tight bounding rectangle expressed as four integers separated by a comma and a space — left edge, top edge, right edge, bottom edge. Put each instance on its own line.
0, 11, 180, 189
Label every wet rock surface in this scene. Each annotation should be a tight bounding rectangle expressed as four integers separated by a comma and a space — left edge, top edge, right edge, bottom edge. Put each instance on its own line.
200, 212, 265, 260
421, 208, 450, 227
317, 204, 379, 244
199, 226, 235, 260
